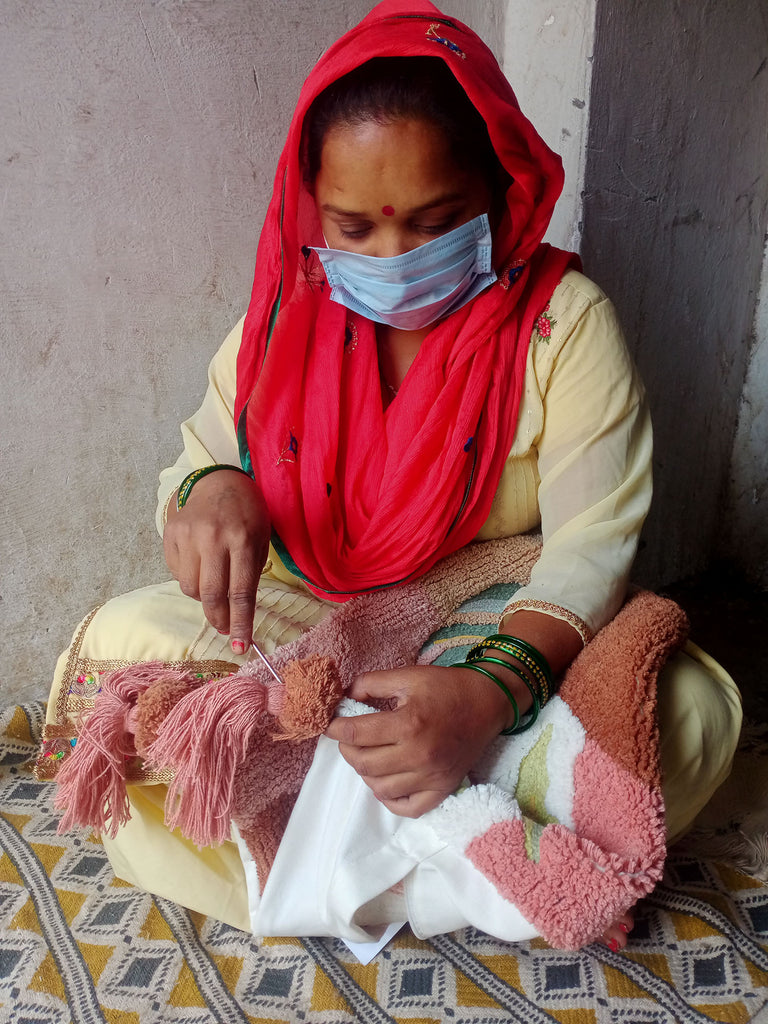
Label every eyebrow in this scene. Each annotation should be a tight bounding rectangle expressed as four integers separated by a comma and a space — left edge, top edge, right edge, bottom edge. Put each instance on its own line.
320, 193, 467, 217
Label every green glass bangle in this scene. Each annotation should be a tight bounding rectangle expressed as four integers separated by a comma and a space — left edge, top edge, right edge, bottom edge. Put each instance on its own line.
467, 643, 550, 705
468, 635, 553, 703
501, 638, 553, 704
176, 464, 248, 512
470, 654, 541, 705
486, 634, 553, 681
470, 655, 540, 733
451, 660, 520, 735
471, 640, 550, 699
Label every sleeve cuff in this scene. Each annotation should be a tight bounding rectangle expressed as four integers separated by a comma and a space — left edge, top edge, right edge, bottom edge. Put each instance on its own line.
499, 598, 593, 646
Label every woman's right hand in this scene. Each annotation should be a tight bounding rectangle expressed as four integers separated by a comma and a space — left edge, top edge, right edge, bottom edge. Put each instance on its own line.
163, 470, 271, 652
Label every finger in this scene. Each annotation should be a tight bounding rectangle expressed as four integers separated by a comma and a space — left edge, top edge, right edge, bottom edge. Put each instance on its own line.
336, 742, 412, 780
357, 768, 435, 798
336, 738, 457, 795
227, 548, 259, 652
174, 550, 202, 601
198, 550, 232, 635
162, 531, 180, 578
325, 709, 402, 748
377, 788, 449, 818
347, 670, 407, 704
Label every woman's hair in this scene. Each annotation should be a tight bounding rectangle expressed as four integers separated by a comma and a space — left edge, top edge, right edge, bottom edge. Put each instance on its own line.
303, 57, 502, 187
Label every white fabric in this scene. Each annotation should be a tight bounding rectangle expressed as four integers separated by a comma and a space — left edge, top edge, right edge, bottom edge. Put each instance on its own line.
237, 699, 538, 945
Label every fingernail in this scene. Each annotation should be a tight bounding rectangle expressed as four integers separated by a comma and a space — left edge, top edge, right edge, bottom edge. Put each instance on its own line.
231, 640, 245, 654
619, 923, 630, 933
608, 938, 620, 952
217, 629, 229, 635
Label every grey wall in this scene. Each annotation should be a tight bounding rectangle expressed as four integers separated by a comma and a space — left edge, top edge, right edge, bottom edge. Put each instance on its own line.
725, 242, 768, 588
504, 0, 596, 251
581, 0, 768, 587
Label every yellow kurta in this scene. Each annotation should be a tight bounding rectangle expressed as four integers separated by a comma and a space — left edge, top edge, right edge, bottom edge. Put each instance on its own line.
157, 271, 652, 639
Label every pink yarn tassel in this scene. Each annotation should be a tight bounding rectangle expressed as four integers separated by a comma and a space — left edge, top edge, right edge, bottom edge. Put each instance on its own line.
146, 675, 280, 847
55, 662, 170, 837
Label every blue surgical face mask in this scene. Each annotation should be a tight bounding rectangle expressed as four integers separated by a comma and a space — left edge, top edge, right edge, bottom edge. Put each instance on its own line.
312, 212, 497, 331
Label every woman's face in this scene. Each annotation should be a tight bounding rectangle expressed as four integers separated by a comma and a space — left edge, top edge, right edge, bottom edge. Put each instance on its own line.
314, 117, 492, 258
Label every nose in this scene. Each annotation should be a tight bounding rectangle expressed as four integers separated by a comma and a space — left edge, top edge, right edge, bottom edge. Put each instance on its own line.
372, 228, 414, 259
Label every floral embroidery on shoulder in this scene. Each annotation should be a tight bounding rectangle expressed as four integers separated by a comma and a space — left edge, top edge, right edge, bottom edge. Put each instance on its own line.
534, 304, 556, 343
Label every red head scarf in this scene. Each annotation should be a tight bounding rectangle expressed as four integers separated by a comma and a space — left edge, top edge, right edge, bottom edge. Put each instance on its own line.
235, 0, 577, 600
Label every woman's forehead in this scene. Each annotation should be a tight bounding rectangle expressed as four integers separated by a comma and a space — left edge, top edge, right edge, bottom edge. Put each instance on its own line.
314, 118, 485, 213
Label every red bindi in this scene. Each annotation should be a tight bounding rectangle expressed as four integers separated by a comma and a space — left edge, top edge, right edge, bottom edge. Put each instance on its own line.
382, 205, 395, 216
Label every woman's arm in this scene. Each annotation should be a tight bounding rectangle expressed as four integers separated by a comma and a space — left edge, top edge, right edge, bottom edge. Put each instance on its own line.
163, 469, 270, 649
327, 609, 582, 817
158, 316, 271, 650
501, 273, 653, 639
155, 317, 246, 535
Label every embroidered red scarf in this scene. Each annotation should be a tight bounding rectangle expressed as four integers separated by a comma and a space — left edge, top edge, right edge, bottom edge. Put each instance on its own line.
235, 0, 577, 600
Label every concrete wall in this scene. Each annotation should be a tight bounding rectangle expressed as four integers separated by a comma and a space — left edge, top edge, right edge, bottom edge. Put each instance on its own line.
580, 0, 768, 587
503, 0, 596, 251
724, 242, 768, 587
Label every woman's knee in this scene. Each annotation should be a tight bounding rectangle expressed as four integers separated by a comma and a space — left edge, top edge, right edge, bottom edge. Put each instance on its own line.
658, 642, 742, 843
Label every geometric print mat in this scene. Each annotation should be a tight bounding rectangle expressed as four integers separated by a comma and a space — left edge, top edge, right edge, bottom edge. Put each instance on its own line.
3, 703, 768, 1024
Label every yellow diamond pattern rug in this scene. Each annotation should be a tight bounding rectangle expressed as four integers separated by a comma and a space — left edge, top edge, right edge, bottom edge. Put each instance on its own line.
3, 702, 768, 1024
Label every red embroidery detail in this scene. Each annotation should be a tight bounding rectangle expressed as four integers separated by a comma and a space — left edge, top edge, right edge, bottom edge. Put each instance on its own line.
534, 304, 556, 342
299, 245, 326, 293
344, 320, 359, 352
277, 430, 299, 466
499, 258, 527, 291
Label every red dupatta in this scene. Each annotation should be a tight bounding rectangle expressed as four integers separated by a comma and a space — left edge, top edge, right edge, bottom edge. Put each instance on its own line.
235, 0, 577, 600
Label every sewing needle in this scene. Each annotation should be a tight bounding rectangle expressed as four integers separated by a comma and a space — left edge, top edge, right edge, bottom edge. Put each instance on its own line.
249, 640, 284, 685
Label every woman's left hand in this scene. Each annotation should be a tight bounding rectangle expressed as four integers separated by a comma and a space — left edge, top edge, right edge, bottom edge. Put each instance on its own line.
324, 665, 512, 817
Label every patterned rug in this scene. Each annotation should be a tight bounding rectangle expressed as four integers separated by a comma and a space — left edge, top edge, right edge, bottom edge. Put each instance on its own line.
3, 702, 768, 1024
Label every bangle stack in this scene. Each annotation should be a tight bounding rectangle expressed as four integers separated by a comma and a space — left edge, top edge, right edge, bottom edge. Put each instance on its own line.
452, 634, 554, 736
176, 464, 249, 512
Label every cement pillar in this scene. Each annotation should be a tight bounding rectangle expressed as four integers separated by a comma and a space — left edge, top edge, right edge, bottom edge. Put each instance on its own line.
581, 0, 768, 586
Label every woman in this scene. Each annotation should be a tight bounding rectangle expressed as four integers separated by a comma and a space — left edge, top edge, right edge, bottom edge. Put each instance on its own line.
42, 0, 741, 952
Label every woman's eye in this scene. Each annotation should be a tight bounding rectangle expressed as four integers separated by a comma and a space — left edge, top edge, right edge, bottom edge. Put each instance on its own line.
338, 225, 371, 240
417, 219, 455, 235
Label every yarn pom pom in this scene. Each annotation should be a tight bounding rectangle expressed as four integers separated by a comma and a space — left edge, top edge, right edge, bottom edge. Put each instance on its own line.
274, 655, 344, 741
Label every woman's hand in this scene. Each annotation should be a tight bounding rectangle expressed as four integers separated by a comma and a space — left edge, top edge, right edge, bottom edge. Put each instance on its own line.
324, 664, 518, 817
163, 470, 271, 650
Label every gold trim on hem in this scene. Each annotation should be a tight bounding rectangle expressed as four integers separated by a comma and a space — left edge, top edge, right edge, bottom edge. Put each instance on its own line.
500, 599, 593, 645
42, 650, 238, 784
